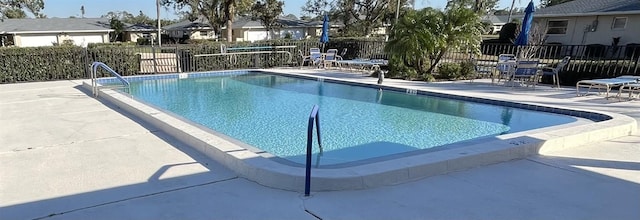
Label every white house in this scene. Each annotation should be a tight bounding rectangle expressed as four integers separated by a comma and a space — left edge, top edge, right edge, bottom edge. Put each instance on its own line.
163, 17, 217, 42
123, 23, 158, 44
482, 14, 524, 34
0, 18, 112, 47
534, 0, 640, 46
231, 17, 315, 42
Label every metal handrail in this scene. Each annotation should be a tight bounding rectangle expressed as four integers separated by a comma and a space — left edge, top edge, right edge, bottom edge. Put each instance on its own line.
305, 105, 323, 197
91, 61, 130, 97
194, 51, 294, 63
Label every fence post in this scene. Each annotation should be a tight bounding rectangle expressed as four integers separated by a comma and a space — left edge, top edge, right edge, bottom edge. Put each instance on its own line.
83, 47, 90, 79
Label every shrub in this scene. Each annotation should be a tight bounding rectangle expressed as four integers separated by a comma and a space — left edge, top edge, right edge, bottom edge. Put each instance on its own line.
136, 38, 151, 45
437, 62, 462, 80
459, 61, 476, 79
0, 46, 86, 83
499, 23, 518, 42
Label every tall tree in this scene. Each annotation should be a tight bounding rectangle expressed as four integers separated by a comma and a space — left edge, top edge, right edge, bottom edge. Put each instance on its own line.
493, 8, 510, 15
130, 10, 154, 25
282, 13, 297, 20
3, 8, 26, 18
303, 0, 412, 37
0, 0, 44, 19
109, 17, 125, 41
446, 0, 498, 15
302, 0, 330, 18
541, 0, 574, 8
102, 11, 154, 25
101, 11, 134, 21
161, 0, 254, 42
250, 0, 283, 39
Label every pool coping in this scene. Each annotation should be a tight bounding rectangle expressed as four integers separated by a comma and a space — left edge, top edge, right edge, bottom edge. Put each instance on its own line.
83, 70, 637, 192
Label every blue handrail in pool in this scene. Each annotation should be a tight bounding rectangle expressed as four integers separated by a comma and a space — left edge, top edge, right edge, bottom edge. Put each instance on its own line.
305, 105, 323, 196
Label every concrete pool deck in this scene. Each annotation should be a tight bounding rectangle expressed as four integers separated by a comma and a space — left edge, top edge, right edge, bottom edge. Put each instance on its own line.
1, 70, 639, 219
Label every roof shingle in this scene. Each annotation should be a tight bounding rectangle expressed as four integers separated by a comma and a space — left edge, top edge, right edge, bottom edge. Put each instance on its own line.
536, 0, 640, 16
0, 18, 112, 33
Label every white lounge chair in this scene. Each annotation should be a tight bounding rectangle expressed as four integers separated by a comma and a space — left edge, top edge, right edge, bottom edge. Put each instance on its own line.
335, 59, 388, 74
618, 83, 640, 100
576, 75, 640, 98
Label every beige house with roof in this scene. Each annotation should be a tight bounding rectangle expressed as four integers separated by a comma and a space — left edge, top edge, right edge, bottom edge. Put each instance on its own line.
0, 18, 112, 47
534, 0, 640, 46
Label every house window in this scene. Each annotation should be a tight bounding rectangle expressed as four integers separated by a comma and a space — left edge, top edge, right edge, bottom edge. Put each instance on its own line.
612, 17, 627, 30
200, 31, 208, 36
547, 20, 568, 34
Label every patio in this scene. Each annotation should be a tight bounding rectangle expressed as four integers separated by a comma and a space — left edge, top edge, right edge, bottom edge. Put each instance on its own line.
1, 70, 639, 219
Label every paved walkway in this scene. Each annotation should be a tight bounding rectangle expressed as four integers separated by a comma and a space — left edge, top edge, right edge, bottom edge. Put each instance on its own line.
1, 72, 639, 219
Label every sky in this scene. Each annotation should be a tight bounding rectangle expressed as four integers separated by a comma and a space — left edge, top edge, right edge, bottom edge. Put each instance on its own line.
41, 0, 541, 19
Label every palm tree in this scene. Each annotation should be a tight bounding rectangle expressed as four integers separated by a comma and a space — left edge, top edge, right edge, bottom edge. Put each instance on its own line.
385, 9, 436, 74
385, 6, 483, 76
425, 6, 483, 73
0, 0, 44, 19
162, 0, 254, 42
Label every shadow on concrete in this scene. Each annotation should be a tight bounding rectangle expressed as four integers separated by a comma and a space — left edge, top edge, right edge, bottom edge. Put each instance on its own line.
535, 155, 640, 171
0, 171, 236, 220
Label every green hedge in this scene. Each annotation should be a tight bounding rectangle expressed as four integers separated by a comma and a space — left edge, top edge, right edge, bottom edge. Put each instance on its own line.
86, 44, 141, 77
0, 46, 86, 83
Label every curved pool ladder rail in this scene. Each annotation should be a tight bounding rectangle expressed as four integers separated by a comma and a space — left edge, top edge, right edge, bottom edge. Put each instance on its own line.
91, 62, 130, 97
305, 104, 323, 196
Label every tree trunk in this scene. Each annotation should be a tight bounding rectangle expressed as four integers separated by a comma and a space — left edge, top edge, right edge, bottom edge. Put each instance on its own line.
426, 48, 448, 74
226, 4, 234, 42
474, 0, 482, 13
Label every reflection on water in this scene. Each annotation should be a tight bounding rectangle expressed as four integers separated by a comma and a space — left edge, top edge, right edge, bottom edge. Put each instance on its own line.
126, 72, 578, 165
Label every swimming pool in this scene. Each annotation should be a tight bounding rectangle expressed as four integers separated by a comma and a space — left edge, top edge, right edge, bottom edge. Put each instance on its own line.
90, 69, 635, 191
123, 71, 577, 166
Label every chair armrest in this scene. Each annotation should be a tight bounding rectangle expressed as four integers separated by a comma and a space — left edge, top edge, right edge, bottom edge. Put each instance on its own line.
541, 67, 555, 71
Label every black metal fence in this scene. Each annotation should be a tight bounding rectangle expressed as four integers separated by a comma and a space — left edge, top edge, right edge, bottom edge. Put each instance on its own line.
475, 43, 640, 76
1, 40, 639, 84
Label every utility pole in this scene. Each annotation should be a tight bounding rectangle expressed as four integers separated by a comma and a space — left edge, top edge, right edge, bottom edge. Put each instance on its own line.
157, 0, 162, 47
395, 0, 401, 24
507, 0, 516, 23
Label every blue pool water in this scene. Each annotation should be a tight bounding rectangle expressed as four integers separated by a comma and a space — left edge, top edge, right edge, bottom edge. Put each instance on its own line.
123, 72, 578, 165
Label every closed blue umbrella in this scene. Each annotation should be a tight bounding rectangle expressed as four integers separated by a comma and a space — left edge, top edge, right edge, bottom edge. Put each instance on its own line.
514, 1, 535, 46
320, 14, 330, 51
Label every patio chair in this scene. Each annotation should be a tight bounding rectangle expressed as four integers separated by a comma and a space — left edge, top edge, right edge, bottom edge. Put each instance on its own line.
496, 54, 516, 83
541, 56, 571, 88
577, 75, 640, 98
470, 57, 494, 83
511, 60, 541, 88
299, 49, 311, 69
322, 49, 340, 69
337, 48, 347, 60
298, 48, 323, 68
